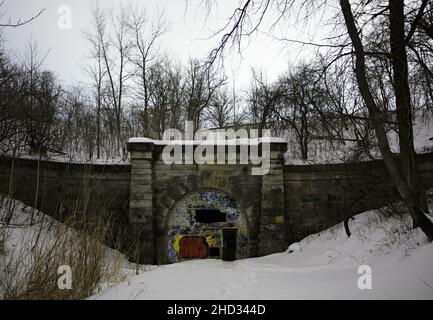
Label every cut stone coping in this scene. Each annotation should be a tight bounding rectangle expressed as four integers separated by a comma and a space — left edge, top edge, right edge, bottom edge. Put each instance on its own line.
128, 137, 287, 145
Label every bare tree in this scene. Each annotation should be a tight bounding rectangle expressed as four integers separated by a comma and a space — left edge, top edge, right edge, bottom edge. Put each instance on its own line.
206, 87, 236, 128
84, 2, 108, 159
274, 64, 329, 160
340, 0, 433, 238
0, 41, 24, 155
20, 39, 60, 156
111, 5, 131, 156
126, 6, 167, 138
88, 3, 131, 158
246, 69, 280, 138
184, 58, 225, 131
143, 60, 185, 139
201, 0, 433, 239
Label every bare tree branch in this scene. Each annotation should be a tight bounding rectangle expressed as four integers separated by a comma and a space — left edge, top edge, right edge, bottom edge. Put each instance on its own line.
0, 3, 45, 28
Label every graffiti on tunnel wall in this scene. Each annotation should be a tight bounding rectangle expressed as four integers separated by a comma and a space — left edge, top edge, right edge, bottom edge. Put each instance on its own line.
178, 236, 209, 259
167, 189, 248, 263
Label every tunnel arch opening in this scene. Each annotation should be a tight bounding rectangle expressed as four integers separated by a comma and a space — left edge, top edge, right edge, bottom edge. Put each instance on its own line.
165, 188, 249, 263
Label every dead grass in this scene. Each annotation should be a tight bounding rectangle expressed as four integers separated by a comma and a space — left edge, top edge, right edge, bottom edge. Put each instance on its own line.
0, 199, 124, 300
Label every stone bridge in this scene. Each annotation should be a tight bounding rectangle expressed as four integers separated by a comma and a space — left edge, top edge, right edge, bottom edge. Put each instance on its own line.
1, 140, 433, 265
127, 138, 288, 264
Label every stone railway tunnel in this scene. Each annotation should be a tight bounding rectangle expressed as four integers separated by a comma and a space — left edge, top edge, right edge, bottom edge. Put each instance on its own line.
1, 140, 433, 264
128, 139, 288, 264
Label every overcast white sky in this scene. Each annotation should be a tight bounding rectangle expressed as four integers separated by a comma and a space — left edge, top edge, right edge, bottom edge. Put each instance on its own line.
1, 0, 327, 90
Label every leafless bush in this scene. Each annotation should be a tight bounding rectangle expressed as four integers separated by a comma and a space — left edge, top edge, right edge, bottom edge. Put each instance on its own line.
0, 206, 123, 300
361, 204, 417, 256
377, 201, 408, 218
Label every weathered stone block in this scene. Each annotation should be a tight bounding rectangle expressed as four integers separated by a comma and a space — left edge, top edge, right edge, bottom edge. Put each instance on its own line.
129, 199, 153, 209
130, 151, 153, 159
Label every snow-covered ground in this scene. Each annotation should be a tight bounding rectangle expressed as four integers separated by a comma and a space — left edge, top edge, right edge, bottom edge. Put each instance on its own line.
1, 196, 433, 300
90, 203, 433, 300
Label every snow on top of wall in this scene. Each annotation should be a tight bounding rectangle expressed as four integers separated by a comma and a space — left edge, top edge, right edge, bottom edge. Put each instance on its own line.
128, 137, 287, 145
9, 154, 130, 165
128, 137, 155, 144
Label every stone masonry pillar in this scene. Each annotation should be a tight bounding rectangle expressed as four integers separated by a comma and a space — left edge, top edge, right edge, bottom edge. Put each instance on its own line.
127, 139, 155, 264
259, 140, 288, 255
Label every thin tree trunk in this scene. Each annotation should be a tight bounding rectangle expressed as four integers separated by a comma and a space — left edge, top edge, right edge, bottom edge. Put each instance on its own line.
96, 104, 100, 160
96, 52, 102, 160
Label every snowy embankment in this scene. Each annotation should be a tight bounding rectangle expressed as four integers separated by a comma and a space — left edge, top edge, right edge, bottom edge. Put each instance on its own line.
91, 202, 433, 300
0, 196, 148, 299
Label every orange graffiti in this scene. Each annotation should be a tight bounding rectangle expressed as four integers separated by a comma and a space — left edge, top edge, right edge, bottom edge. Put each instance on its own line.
179, 236, 209, 259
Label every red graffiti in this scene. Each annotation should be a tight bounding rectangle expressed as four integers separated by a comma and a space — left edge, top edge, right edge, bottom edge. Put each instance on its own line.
179, 236, 209, 259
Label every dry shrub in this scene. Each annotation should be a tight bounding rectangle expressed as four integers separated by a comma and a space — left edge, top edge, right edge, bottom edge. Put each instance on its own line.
0, 196, 14, 257
362, 203, 418, 255
0, 206, 123, 300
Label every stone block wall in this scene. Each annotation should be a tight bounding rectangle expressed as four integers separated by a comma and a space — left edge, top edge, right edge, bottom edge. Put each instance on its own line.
259, 141, 287, 255
1, 149, 433, 265
0, 157, 131, 246
284, 153, 433, 243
